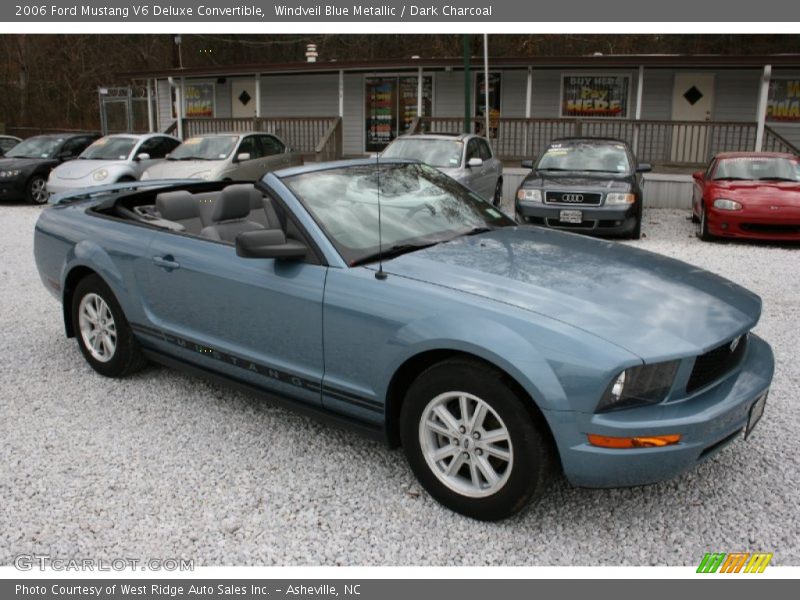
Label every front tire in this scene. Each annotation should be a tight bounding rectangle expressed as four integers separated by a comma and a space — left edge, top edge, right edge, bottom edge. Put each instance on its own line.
492, 178, 503, 207
400, 358, 554, 521
71, 274, 146, 377
27, 175, 48, 205
697, 203, 713, 241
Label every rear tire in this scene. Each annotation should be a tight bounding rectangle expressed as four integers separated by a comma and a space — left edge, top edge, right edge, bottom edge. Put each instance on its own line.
629, 214, 642, 240
71, 274, 147, 378
400, 358, 554, 521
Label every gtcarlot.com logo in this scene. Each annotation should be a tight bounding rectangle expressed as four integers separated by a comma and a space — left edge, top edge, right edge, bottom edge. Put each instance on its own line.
14, 554, 193, 572
697, 552, 773, 573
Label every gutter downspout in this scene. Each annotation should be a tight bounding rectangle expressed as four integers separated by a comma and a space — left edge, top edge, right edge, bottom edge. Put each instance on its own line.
168, 76, 183, 140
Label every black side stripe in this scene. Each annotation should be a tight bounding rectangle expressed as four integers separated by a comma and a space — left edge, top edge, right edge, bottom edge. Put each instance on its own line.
130, 323, 383, 414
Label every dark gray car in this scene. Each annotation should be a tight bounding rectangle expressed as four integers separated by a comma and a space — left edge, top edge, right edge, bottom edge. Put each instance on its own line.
382, 133, 505, 205
515, 138, 651, 239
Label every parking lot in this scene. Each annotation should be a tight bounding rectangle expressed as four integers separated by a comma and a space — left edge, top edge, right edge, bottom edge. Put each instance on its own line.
1, 202, 798, 566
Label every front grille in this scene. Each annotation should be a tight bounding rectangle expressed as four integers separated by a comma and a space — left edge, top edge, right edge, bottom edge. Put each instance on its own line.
545, 191, 602, 205
740, 223, 800, 235
686, 334, 748, 394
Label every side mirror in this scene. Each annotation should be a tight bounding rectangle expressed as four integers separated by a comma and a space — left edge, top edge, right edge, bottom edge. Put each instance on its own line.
57, 152, 74, 161
285, 147, 293, 154
135, 152, 151, 161
636, 163, 652, 173
521, 159, 534, 170
235, 152, 251, 163
236, 229, 307, 260
692, 170, 705, 182
467, 157, 483, 168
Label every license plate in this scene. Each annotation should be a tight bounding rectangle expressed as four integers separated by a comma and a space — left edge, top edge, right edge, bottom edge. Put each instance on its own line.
745, 392, 767, 439
559, 209, 583, 224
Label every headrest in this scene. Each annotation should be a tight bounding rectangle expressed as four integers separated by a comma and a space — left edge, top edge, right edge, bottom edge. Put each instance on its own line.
156, 191, 198, 221
213, 184, 253, 221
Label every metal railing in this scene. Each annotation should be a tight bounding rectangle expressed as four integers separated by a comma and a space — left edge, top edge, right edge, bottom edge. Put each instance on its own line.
412, 117, 799, 166
171, 116, 342, 160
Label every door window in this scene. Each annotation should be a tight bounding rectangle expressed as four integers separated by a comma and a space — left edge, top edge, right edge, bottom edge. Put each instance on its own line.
259, 135, 285, 156
236, 136, 262, 159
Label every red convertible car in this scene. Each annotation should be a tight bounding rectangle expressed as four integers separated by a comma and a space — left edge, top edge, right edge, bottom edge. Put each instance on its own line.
692, 152, 800, 241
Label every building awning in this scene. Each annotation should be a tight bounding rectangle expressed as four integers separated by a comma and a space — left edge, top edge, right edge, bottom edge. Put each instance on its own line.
120, 53, 800, 80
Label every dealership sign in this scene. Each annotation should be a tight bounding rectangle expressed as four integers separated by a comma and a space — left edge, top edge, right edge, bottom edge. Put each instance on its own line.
767, 78, 800, 122
561, 75, 629, 118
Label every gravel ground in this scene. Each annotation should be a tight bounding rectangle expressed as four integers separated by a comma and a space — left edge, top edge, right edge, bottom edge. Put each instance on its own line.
1, 203, 798, 566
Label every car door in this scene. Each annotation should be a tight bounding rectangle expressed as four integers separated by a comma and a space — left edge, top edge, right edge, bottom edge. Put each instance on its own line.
465, 138, 493, 199
258, 135, 298, 174
479, 138, 502, 197
134, 137, 180, 177
229, 135, 264, 180
137, 226, 327, 407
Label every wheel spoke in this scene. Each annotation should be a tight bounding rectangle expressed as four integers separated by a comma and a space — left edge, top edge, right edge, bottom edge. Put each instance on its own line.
468, 402, 487, 432
431, 444, 458, 463
425, 419, 453, 438
468, 459, 481, 488
480, 428, 509, 445
432, 405, 461, 434
475, 455, 500, 486
459, 395, 470, 425
482, 444, 511, 462
446, 452, 467, 477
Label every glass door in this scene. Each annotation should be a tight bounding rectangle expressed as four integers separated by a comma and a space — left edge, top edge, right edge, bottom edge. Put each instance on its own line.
365, 75, 432, 152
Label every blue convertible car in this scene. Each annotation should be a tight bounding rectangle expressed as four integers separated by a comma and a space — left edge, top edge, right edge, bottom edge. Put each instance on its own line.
34, 159, 774, 520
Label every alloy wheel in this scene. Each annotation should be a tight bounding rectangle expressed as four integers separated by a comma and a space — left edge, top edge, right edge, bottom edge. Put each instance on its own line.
78, 293, 117, 363
418, 391, 513, 498
29, 177, 48, 204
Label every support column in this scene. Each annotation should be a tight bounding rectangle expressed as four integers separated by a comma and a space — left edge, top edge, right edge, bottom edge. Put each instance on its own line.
255, 73, 262, 119
483, 33, 490, 137
755, 64, 772, 152
338, 70, 344, 118
146, 79, 154, 133
632, 65, 644, 155
417, 66, 423, 118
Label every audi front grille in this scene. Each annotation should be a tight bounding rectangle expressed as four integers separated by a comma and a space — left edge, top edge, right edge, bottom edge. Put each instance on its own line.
544, 191, 602, 205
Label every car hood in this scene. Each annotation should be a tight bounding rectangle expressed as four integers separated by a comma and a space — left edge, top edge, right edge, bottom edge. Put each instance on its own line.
144, 160, 222, 180
50, 160, 125, 180
709, 180, 800, 206
521, 171, 633, 191
382, 227, 761, 360
0, 157, 54, 170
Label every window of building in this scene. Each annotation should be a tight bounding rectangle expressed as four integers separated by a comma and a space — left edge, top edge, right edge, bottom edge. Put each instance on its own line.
560, 74, 630, 119
365, 75, 433, 152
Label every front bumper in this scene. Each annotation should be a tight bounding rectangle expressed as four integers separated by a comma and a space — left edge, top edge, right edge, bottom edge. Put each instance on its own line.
0, 178, 27, 201
545, 333, 774, 488
45, 180, 88, 195
707, 205, 800, 241
517, 200, 638, 235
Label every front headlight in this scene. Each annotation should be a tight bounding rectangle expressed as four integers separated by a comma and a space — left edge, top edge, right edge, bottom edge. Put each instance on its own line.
596, 360, 680, 412
605, 192, 636, 205
516, 188, 542, 202
713, 198, 742, 211
92, 169, 109, 182
0, 169, 21, 179
192, 171, 213, 181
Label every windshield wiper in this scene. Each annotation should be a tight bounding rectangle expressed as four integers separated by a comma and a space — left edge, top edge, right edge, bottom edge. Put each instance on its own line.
351, 241, 441, 267
712, 177, 748, 181
537, 167, 571, 171
758, 177, 797, 182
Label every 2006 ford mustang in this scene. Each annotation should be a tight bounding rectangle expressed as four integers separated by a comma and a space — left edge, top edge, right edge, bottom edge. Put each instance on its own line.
34, 159, 774, 520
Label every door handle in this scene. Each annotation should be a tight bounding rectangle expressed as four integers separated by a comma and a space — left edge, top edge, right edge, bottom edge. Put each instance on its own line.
152, 255, 180, 271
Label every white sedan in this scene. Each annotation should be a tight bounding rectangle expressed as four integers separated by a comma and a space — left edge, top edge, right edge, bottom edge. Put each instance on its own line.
46, 133, 181, 194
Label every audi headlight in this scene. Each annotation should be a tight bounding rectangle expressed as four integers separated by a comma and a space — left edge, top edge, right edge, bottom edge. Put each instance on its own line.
605, 192, 636, 205
92, 169, 109, 182
517, 188, 542, 202
713, 198, 742, 211
596, 360, 680, 412
0, 169, 21, 179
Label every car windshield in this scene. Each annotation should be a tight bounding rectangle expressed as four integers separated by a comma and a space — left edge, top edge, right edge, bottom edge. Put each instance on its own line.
283, 162, 515, 266
79, 137, 137, 161
5, 136, 64, 159
713, 157, 800, 181
536, 141, 631, 173
168, 136, 238, 160
382, 138, 464, 169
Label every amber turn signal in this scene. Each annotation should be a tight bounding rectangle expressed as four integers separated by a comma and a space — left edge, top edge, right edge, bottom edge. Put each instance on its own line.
587, 433, 681, 449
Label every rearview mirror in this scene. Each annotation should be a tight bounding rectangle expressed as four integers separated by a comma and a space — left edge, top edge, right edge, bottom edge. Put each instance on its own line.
692, 170, 705, 182
521, 159, 534, 170
467, 157, 483, 168
135, 152, 151, 161
636, 163, 652, 173
235, 152, 251, 163
236, 229, 307, 260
